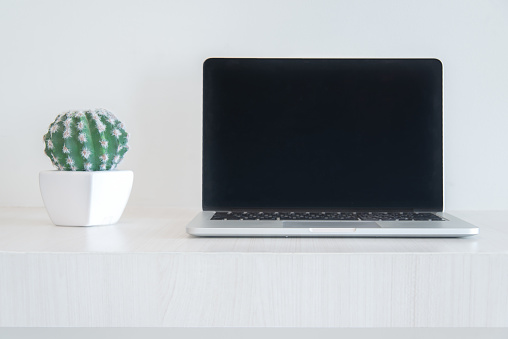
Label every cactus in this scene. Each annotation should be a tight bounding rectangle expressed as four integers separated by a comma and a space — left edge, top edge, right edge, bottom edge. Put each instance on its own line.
43, 109, 129, 171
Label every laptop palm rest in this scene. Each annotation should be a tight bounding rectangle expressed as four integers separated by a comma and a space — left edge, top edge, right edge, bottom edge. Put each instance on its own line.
283, 222, 380, 228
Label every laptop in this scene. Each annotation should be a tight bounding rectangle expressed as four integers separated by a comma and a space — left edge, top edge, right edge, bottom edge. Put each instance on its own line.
186, 58, 479, 237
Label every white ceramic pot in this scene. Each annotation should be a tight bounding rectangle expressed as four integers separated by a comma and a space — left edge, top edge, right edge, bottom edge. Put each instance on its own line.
39, 170, 133, 226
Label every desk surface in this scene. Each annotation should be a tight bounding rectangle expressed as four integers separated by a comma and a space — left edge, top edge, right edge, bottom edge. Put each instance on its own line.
1, 207, 507, 327
0, 207, 506, 254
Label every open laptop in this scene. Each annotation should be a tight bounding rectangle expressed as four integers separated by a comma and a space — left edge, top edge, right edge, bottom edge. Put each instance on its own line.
186, 58, 479, 237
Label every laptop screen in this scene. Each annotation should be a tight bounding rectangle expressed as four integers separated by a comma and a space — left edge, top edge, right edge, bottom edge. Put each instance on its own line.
203, 58, 443, 211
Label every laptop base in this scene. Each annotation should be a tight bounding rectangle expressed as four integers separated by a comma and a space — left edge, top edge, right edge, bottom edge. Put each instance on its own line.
187, 212, 479, 237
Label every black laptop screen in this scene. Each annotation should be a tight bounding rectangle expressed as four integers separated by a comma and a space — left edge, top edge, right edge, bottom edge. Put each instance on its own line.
203, 58, 443, 211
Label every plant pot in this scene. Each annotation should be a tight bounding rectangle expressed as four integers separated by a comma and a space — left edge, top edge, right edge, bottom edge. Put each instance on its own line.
39, 170, 133, 226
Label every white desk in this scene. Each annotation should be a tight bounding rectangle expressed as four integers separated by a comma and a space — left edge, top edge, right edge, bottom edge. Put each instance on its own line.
0, 207, 507, 327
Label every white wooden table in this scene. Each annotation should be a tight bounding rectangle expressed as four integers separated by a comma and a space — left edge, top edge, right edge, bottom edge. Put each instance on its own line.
0, 207, 507, 327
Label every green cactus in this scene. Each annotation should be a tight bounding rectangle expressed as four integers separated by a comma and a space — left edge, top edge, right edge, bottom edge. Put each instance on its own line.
43, 109, 130, 171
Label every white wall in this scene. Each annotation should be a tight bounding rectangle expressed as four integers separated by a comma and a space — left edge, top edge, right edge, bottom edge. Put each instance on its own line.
1, 0, 507, 210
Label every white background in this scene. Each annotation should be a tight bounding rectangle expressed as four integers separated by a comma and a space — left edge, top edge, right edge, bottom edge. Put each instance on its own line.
1, 0, 507, 210
1, 328, 508, 339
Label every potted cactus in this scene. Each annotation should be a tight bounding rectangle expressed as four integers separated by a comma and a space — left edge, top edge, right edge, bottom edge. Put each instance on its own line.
40, 109, 133, 226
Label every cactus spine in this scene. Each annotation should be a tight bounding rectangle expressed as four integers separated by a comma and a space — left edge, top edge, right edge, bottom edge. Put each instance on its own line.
43, 109, 129, 171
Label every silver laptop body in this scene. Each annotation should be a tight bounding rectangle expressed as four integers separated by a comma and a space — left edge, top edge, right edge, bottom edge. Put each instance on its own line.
186, 58, 478, 237
186, 211, 477, 237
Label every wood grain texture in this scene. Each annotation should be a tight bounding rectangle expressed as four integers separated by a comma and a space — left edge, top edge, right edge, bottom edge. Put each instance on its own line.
0, 208, 507, 254
0, 208, 507, 327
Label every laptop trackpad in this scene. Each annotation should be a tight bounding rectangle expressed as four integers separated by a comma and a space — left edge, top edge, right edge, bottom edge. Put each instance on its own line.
283, 222, 381, 228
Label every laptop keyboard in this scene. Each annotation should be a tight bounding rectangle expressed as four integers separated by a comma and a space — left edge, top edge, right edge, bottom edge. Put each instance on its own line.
211, 211, 446, 221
